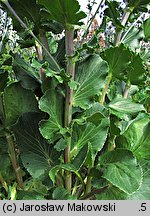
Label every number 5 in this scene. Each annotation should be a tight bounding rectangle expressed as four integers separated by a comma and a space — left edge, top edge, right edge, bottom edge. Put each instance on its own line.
141, 203, 146, 211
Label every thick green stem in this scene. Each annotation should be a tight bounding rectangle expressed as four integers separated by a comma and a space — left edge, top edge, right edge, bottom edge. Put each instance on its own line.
100, 74, 112, 105
5, 132, 23, 189
115, 7, 134, 46
3, 0, 60, 72
64, 29, 75, 193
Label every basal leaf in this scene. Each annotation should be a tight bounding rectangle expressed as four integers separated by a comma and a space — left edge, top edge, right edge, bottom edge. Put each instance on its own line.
71, 118, 109, 160
12, 112, 60, 178
39, 89, 65, 141
128, 160, 150, 200
37, 0, 86, 27
73, 55, 108, 109
98, 149, 143, 195
3, 82, 39, 126
116, 116, 150, 160
96, 185, 128, 200
108, 97, 145, 119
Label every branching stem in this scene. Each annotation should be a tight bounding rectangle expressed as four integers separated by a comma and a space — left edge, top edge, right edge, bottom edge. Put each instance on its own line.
3, 0, 60, 72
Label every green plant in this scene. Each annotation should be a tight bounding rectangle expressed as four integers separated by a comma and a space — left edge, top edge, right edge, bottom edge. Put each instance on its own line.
0, 0, 149, 200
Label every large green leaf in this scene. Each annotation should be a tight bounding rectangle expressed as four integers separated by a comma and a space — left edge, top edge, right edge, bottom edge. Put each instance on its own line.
37, 0, 86, 27
39, 89, 65, 141
96, 185, 128, 200
12, 112, 60, 178
98, 149, 143, 195
116, 116, 150, 160
126, 54, 146, 85
71, 118, 109, 160
101, 44, 131, 79
108, 96, 145, 119
73, 55, 108, 109
128, 160, 150, 200
101, 44, 146, 84
3, 82, 39, 126
91, 168, 128, 200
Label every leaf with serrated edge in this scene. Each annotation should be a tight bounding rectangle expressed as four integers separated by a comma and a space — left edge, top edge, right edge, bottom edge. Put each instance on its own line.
98, 149, 143, 195
117, 117, 150, 160
39, 89, 65, 141
128, 160, 150, 200
71, 118, 109, 160
108, 97, 145, 118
